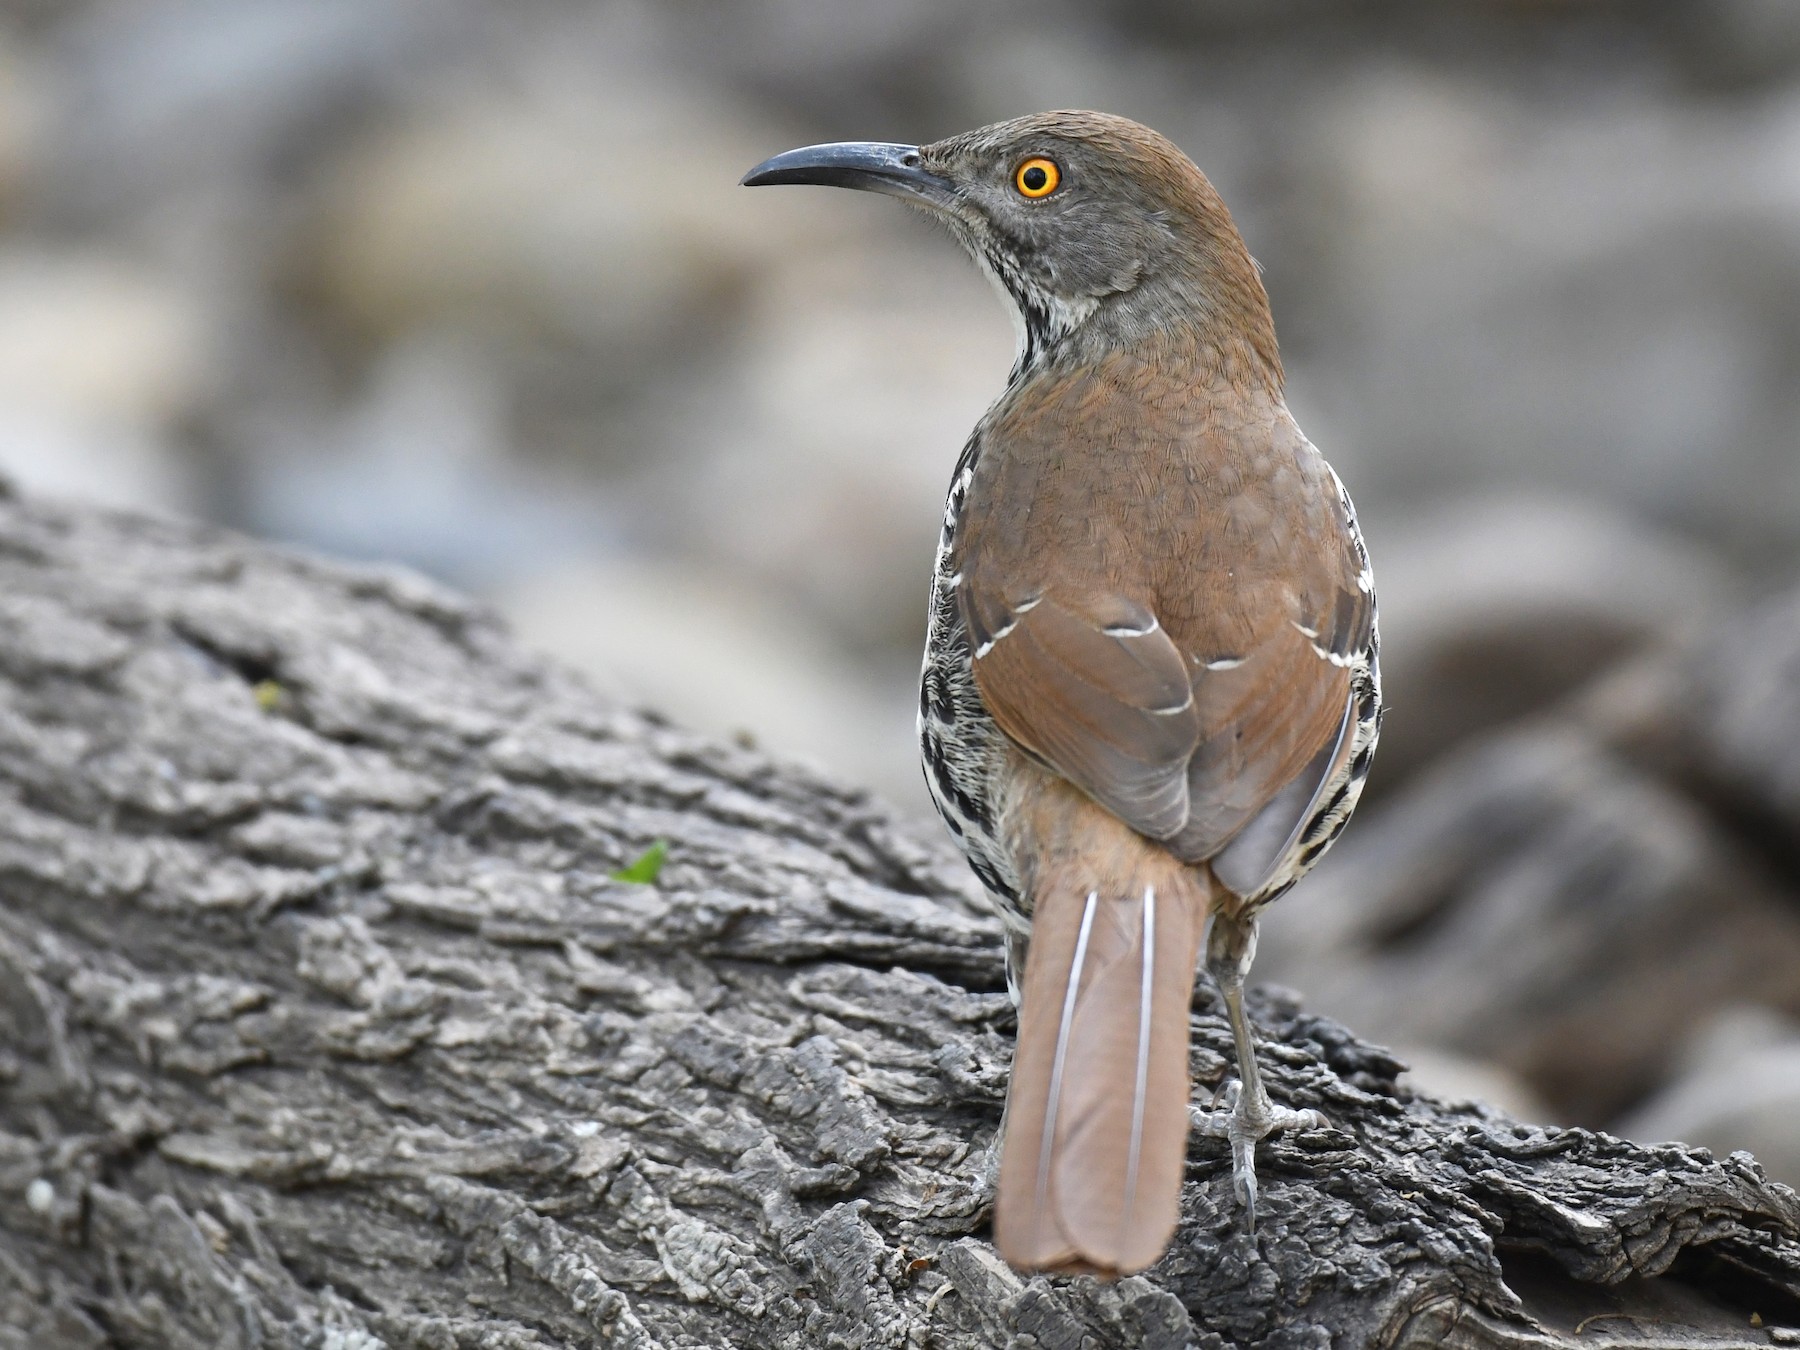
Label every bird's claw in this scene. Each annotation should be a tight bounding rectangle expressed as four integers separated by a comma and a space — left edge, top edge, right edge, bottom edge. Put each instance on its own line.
1191, 1080, 1328, 1233
958, 1130, 1003, 1220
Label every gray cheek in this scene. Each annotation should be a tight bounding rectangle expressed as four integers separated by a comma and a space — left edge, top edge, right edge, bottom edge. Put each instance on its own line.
1049, 220, 1144, 299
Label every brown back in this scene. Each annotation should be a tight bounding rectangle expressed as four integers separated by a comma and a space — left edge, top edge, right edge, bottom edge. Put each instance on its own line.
958, 337, 1369, 870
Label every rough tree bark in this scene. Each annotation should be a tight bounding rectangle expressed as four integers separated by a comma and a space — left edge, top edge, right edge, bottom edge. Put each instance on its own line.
0, 485, 1798, 1350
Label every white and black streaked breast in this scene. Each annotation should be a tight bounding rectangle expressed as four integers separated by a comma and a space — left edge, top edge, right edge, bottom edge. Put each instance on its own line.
918, 429, 1026, 928
955, 217, 1096, 387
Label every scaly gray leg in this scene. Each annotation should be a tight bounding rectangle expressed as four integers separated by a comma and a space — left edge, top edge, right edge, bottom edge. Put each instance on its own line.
1002, 924, 1029, 1011
1190, 909, 1327, 1232
977, 924, 1032, 1206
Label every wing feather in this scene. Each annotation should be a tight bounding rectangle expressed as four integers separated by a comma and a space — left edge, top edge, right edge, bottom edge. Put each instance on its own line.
953, 362, 1373, 880
970, 592, 1198, 840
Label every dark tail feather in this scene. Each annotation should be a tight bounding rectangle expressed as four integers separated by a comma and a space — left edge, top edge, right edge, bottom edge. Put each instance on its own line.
994, 866, 1208, 1276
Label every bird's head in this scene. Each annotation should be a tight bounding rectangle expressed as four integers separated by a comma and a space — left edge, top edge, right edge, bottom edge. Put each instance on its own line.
743, 110, 1279, 382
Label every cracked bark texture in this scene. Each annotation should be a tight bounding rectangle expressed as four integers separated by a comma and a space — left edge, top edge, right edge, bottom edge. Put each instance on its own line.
0, 485, 1798, 1350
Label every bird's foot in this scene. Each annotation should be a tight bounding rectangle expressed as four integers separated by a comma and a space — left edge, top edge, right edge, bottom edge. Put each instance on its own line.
1190, 1079, 1328, 1232
976, 1133, 1002, 1203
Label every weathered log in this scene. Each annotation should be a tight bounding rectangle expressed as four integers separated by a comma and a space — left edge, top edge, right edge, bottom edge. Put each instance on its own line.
0, 485, 1797, 1350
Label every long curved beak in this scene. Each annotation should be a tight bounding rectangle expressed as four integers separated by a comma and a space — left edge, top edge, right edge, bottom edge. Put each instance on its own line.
740, 141, 955, 208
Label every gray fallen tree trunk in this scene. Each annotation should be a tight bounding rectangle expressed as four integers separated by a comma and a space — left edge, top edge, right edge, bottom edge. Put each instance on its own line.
0, 484, 1797, 1350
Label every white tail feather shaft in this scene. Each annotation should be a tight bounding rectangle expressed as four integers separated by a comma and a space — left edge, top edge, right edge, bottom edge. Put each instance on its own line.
1123, 885, 1155, 1229
1034, 891, 1098, 1230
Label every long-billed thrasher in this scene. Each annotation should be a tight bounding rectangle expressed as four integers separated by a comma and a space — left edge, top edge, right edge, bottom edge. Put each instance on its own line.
743, 112, 1380, 1278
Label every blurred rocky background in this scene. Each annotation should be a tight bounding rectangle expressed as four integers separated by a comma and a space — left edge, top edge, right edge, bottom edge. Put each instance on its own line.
0, 0, 1796, 1182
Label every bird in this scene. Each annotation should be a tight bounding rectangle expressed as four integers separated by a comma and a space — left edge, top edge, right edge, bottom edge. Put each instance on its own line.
743, 112, 1380, 1279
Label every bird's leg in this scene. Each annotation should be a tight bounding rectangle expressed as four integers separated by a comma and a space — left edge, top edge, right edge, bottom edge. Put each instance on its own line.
1003, 925, 1029, 1012
974, 924, 1032, 1207
1190, 909, 1327, 1232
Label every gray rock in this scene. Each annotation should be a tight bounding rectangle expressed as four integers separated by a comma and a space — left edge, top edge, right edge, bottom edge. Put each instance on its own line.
1672, 0, 1800, 85
655, 248, 1011, 656
0, 31, 45, 210
495, 556, 926, 814
239, 331, 605, 586
1617, 1007, 1800, 1190
1367, 494, 1730, 789
39, 0, 446, 219
1392, 1042, 1552, 1123
304, 63, 816, 384
1675, 584, 1800, 848
0, 247, 210, 516
1292, 72, 1800, 567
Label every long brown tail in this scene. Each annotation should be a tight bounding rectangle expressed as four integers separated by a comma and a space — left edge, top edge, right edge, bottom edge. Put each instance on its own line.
994, 848, 1209, 1276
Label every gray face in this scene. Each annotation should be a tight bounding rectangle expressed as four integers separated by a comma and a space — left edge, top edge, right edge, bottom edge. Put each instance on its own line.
917, 122, 1181, 322
742, 111, 1244, 371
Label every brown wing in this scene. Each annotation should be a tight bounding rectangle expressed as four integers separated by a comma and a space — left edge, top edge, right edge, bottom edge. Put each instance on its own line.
1167, 615, 1356, 863
968, 579, 1360, 866
968, 588, 1199, 841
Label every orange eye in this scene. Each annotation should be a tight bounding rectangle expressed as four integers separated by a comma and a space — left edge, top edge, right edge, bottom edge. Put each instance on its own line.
1014, 157, 1060, 198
